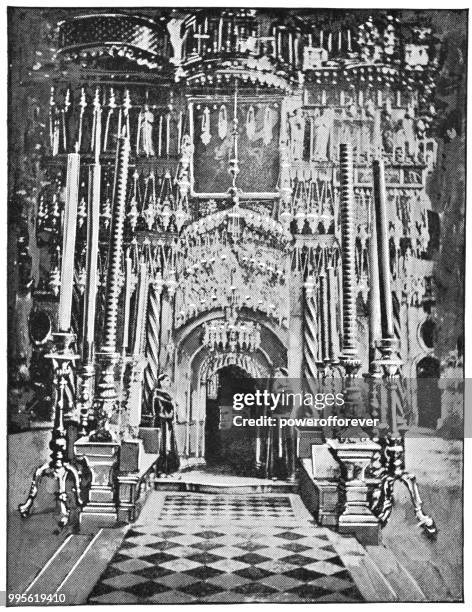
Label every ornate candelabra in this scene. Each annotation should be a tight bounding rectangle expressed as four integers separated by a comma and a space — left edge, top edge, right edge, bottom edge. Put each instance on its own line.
19, 147, 83, 528
19, 332, 83, 528
370, 158, 437, 538
326, 143, 381, 545
91, 127, 130, 442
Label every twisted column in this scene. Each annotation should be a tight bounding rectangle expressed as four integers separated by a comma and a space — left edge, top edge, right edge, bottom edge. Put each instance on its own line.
126, 261, 150, 434
91, 129, 130, 442
303, 277, 319, 393
339, 143, 360, 375
319, 272, 330, 374
143, 274, 163, 411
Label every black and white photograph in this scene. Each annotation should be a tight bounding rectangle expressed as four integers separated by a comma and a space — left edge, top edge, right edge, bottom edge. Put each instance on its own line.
5, 5, 467, 605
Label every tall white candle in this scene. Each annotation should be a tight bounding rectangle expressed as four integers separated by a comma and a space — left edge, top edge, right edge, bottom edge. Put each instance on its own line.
58, 149, 80, 331
122, 256, 133, 352
83, 160, 101, 358
158, 115, 163, 157
133, 261, 149, 357
177, 111, 183, 153
218, 18, 223, 51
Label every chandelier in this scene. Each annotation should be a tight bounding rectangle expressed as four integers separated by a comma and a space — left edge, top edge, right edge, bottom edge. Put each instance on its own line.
203, 316, 261, 353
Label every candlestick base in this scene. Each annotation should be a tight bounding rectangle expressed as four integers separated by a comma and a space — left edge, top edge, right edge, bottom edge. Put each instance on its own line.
18, 461, 83, 529
18, 332, 83, 529
371, 432, 437, 538
339, 352, 361, 377
371, 339, 437, 538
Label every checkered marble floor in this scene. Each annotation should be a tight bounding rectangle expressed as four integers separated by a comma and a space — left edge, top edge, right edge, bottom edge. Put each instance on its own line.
88, 493, 364, 604
160, 494, 295, 521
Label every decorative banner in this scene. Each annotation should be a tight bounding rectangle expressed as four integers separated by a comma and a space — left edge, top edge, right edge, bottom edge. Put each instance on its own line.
218, 105, 228, 140
201, 106, 211, 145
246, 105, 256, 141
192, 101, 280, 194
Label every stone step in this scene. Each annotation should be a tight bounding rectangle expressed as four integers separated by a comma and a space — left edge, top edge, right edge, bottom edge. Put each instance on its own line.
365, 544, 428, 601
154, 473, 298, 494
325, 529, 398, 602
23, 533, 93, 597
54, 527, 127, 605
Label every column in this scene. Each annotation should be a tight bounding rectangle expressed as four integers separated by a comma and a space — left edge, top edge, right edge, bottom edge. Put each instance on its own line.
127, 261, 150, 434
303, 276, 318, 390
143, 273, 163, 412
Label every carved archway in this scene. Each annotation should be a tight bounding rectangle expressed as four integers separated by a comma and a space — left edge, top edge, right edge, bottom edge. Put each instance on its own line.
173, 309, 286, 461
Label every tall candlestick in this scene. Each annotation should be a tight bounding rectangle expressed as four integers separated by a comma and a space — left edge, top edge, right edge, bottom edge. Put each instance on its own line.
58, 150, 80, 332
102, 130, 130, 353
91, 128, 131, 442
373, 159, 394, 339
339, 143, 360, 372
82, 162, 101, 360
177, 111, 183, 154
158, 115, 163, 157
82, 101, 102, 359
368, 195, 382, 369
166, 113, 170, 157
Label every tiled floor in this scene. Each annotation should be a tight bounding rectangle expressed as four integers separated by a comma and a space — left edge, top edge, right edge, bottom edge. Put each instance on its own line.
88, 492, 364, 604
159, 494, 295, 521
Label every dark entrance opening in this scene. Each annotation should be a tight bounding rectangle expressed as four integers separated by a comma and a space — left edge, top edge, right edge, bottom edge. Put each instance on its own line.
416, 356, 441, 429
205, 365, 258, 476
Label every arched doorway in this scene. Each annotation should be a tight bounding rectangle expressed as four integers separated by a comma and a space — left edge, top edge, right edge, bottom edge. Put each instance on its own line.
416, 356, 441, 429
174, 312, 286, 466
205, 365, 260, 475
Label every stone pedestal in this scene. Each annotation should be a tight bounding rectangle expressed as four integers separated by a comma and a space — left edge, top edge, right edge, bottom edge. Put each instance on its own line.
74, 436, 119, 527
299, 459, 339, 527
327, 438, 381, 545
117, 450, 157, 523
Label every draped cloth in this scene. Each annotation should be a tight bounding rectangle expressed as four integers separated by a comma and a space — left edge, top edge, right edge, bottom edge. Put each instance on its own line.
260, 380, 297, 481
152, 388, 180, 475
